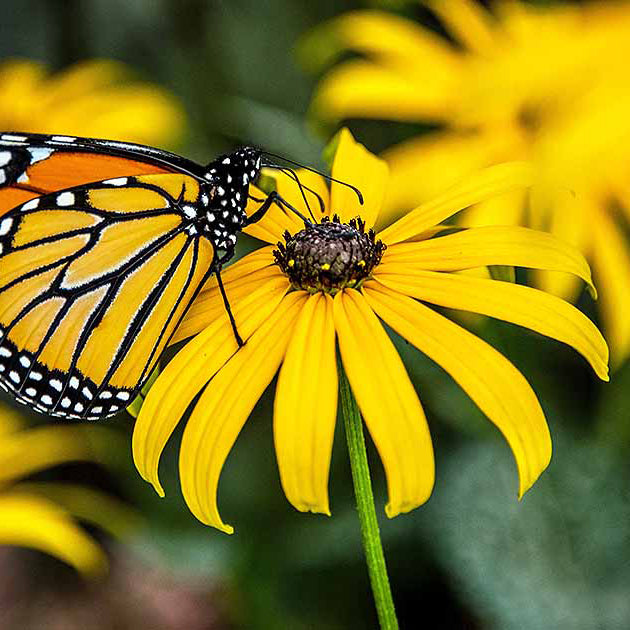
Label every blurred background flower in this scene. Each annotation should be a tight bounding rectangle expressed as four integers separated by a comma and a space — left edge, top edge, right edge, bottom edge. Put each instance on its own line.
0, 58, 185, 146
307, 0, 630, 365
0, 401, 134, 576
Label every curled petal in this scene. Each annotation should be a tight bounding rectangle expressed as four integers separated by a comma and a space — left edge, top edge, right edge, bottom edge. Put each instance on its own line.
0, 491, 107, 577
363, 284, 551, 497
274, 294, 337, 515
378, 162, 533, 245
133, 278, 289, 497
334, 289, 434, 517
382, 225, 596, 296
330, 128, 389, 229
374, 270, 609, 381
179, 292, 308, 532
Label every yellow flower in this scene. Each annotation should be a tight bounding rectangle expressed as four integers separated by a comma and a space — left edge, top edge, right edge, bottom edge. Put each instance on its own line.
0, 404, 138, 576
306, 0, 630, 364
133, 130, 608, 533
0, 58, 185, 145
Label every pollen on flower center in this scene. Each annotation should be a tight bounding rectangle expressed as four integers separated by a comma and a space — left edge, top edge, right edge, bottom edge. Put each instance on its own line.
273, 215, 386, 294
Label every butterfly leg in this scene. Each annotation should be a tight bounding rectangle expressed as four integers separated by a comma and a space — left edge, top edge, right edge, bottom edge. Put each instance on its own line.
245, 190, 311, 226
215, 262, 244, 348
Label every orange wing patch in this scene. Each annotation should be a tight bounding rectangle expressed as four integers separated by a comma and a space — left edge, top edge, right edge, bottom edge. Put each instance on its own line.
13, 210, 101, 247
61, 214, 181, 289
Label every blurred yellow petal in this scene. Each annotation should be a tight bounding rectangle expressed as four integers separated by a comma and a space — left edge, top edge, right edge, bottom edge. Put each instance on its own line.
271, 168, 330, 224
380, 131, 519, 222
133, 279, 289, 497
381, 225, 595, 295
0, 491, 107, 577
0, 403, 24, 435
244, 185, 304, 242
305, 10, 459, 70
426, 0, 496, 54
530, 190, 593, 301
307, 11, 460, 120
16, 482, 141, 540
274, 294, 337, 515
179, 292, 308, 532
591, 206, 630, 367
0, 426, 110, 486
330, 128, 389, 229
363, 283, 551, 497
375, 270, 609, 380
378, 162, 533, 245
312, 60, 457, 123
334, 289, 434, 517
0, 60, 46, 125
460, 188, 526, 228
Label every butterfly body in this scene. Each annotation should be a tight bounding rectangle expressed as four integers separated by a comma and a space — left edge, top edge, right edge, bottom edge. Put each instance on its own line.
0, 133, 263, 419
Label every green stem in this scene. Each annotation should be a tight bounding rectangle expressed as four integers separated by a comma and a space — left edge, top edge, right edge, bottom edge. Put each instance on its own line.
338, 361, 399, 630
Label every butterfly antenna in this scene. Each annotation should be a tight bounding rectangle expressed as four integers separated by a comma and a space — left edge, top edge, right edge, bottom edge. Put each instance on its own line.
262, 151, 364, 205
277, 166, 323, 221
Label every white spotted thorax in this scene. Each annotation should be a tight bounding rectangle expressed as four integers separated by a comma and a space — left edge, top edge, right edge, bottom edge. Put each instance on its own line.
199, 146, 262, 257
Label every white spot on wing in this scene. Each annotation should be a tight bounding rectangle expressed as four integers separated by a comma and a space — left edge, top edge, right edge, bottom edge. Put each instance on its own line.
0, 151, 11, 166
103, 177, 128, 186
57, 192, 75, 206
21, 198, 39, 211
0, 218, 13, 235
28, 148, 53, 164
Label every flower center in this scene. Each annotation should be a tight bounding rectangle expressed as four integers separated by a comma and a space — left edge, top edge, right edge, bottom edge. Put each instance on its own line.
273, 216, 386, 294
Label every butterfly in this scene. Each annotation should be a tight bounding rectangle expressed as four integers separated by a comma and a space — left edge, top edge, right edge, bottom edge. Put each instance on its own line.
0, 131, 327, 421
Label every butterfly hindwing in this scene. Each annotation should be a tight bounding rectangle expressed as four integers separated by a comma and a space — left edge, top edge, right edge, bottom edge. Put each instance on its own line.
0, 173, 215, 419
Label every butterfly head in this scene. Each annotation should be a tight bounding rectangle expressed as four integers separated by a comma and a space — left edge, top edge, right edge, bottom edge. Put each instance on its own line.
204, 146, 262, 192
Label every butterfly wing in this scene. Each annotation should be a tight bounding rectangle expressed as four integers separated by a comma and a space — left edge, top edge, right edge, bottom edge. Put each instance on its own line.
0, 172, 214, 419
0, 132, 207, 218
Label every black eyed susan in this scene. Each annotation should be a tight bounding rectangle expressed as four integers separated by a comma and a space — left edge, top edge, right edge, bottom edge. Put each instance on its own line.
133, 129, 608, 533
0, 404, 137, 576
0, 58, 185, 145
306, 0, 630, 365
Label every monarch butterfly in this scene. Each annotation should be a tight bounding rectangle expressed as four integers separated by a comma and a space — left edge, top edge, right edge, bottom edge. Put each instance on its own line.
0, 132, 357, 421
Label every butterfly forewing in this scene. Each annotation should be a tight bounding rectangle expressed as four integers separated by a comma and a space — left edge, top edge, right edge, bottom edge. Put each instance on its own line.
0, 173, 214, 419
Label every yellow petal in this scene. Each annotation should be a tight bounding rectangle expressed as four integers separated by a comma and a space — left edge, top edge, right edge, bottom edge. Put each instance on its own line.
16, 482, 141, 539
381, 225, 595, 295
426, 0, 496, 54
271, 167, 330, 224
329, 128, 389, 229
0, 491, 107, 577
274, 294, 337, 515
177, 270, 287, 343
374, 270, 609, 381
590, 206, 630, 367
333, 289, 434, 517
460, 188, 526, 228
179, 292, 308, 532
244, 185, 304, 243
133, 278, 289, 497
380, 130, 518, 223
378, 162, 533, 245
0, 403, 24, 436
363, 284, 551, 497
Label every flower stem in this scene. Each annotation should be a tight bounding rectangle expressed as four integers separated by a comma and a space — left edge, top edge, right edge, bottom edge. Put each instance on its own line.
338, 361, 399, 630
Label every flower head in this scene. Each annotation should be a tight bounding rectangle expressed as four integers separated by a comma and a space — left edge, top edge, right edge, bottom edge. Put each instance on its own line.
0, 404, 138, 576
0, 58, 185, 145
133, 129, 608, 533
306, 0, 630, 364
